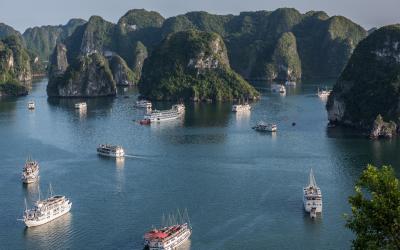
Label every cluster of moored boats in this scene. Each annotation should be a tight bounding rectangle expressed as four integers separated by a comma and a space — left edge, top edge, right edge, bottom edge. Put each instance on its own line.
136, 101, 185, 125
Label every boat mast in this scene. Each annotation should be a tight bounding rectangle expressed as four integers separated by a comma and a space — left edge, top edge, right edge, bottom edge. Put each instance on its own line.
309, 168, 317, 187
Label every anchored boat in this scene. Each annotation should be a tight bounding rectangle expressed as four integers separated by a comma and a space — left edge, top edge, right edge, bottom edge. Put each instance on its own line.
317, 87, 331, 98
232, 103, 251, 112
21, 156, 39, 184
27, 101, 35, 110
252, 121, 277, 132
271, 84, 286, 94
143, 104, 185, 123
136, 100, 152, 109
97, 144, 125, 157
303, 169, 322, 218
75, 102, 87, 109
22, 186, 72, 227
144, 210, 192, 250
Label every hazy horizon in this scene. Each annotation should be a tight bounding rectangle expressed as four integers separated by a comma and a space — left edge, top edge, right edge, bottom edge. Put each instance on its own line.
0, 0, 399, 32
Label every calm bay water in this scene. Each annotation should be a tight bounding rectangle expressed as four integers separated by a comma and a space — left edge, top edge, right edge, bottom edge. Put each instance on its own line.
1, 78, 400, 250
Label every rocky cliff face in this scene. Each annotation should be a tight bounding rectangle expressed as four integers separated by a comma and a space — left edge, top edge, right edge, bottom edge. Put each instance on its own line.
266, 32, 301, 81
161, 8, 366, 81
0, 35, 32, 96
108, 55, 135, 86
139, 30, 259, 101
23, 19, 86, 61
47, 53, 115, 97
327, 24, 400, 137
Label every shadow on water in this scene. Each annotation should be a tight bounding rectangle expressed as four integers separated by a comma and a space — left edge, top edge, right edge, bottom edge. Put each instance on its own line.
185, 102, 231, 127
47, 97, 115, 118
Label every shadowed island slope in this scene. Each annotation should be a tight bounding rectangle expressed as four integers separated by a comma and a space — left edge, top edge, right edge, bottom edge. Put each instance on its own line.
139, 30, 259, 101
327, 24, 400, 138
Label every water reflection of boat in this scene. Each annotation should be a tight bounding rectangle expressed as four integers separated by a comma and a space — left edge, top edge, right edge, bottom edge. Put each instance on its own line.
285, 80, 296, 86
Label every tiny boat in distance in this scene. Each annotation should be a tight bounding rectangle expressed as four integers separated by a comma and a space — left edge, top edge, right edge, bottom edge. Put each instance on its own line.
27, 101, 35, 110
21, 156, 40, 184
136, 100, 152, 109
303, 169, 322, 218
271, 84, 286, 94
285, 80, 296, 86
252, 121, 277, 132
23, 188, 72, 227
232, 103, 251, 112
97, 144, 125, 157
144, 223, 192, 250
317, 88, 332, 98
75, 102, 87, 109
144, 104, 185, 123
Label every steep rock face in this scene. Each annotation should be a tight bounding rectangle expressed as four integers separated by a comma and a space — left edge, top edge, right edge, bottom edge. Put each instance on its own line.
370, 115, 397, 139
266, 32, 301, 81
108, 55, 135, 86
0, 23, 24, 41
118, 9, 164, 31
0, 36, 32, 96
131, 41, 148, 83
47, 53, 115, 97
139, 30, 259, 101
23, 18, 86, 61
161, 8, 366, 81
327, 24, 400, 133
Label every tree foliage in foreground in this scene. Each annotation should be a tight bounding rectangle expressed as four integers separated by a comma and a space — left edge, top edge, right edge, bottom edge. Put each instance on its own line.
346, 165, 400, 249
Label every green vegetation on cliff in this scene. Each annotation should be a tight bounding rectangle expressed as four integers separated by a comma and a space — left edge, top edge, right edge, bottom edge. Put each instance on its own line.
139, 30, 259, 101
23, 18, 86, 61
0, 35, 32, 96
327, 24, 400, 130
161, 8, 366, 80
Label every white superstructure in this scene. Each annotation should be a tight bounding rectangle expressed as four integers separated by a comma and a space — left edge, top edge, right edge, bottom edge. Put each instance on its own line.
75, 102, 87, 109
252, 121, 277, 132
97, 144, 125, 157
317, 88, 332, 98
23, 191, 72, 227
27, 101, 35, 110
136, 100, 152, 109
144, 104, 185, 122
303, 169, 322, 218
232, 103, 251, 112
21, 156, 40, 184
144, 223, 192, 250
271, 84, 286, 94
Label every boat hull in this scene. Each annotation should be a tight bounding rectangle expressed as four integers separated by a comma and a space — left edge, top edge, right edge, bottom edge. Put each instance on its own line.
147, 229, 191, 250
22, 176, 39, 184
97, 151, 125, 158
25, 202, 72, 227
303, 197, 323, 213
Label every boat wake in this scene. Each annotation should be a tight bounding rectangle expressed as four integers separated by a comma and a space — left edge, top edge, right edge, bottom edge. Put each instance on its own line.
124, 154, 148, 159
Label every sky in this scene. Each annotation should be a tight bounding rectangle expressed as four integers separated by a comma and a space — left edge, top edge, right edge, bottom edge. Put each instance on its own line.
0, 0, 399, 32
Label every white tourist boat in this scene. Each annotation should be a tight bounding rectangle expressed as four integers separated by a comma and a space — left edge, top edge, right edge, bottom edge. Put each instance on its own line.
303, 169, 322, 218
27, 101, 35, 110
271, 84, 286, 94
75, 102, 87, 109
285, 80, 296, 86
21, 156, 40, 184
97, 144, 125, 157
317, 88, 332, 98
252, 121, 277, 132
136, 100, 152, 109
144, 222, 192, 250
22, 186, 72, 227
144, 104, 185, 123
232, 103, 251, 112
